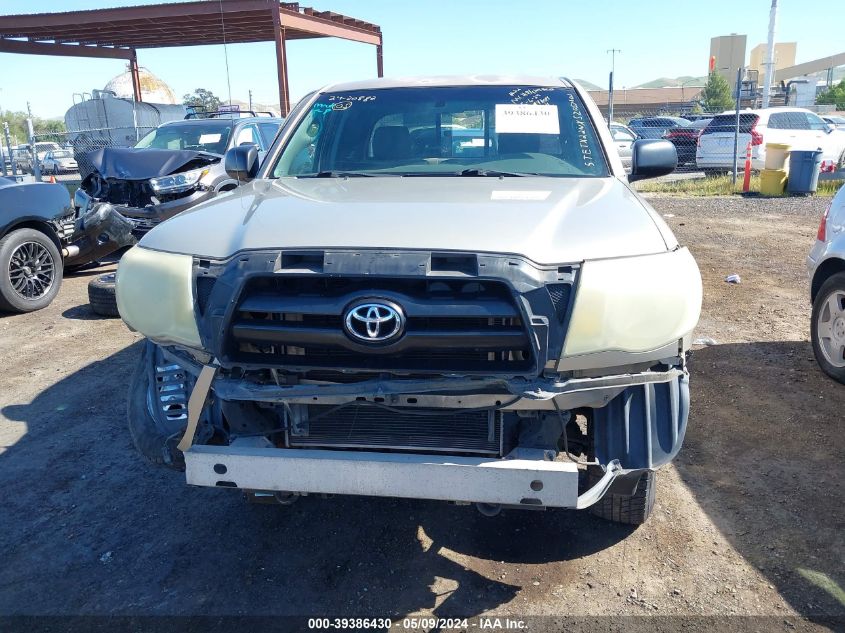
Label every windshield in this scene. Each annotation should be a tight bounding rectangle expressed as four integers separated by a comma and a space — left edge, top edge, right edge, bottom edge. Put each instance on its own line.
135, 122, 232, 154
271, 86, 608, 178
52, 150, 73, 159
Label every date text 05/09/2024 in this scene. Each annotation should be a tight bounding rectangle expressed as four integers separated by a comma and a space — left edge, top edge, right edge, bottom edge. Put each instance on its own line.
307, 617, 528, 630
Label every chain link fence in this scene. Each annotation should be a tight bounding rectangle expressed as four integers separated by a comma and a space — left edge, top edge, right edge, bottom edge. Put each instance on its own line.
607, 107, 727, 174
1, 92, 187, 182
27, 126, 156, 181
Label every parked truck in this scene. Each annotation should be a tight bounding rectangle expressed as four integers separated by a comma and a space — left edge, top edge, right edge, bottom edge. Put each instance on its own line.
116, 76, 701, 525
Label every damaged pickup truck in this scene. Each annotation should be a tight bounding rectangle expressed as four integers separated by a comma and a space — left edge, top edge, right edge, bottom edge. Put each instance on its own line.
116, 76, 702, 525
75, 115, 284, 242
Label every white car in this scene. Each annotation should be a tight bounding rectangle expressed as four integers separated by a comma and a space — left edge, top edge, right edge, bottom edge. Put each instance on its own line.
807, 183, 845, 384
40, 149, 78, 174
696, 107, 845, 173
609, 122, 637, 171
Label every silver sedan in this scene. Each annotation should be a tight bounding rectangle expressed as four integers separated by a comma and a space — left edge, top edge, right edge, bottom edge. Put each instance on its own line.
808, 182, 845, 383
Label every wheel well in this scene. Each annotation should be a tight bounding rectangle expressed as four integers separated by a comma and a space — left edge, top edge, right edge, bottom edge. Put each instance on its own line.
0, 220, 61, 250
811, 258, 845, 301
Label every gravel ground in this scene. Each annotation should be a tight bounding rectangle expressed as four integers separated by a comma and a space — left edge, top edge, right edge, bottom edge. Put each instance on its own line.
0, 195, 842, 631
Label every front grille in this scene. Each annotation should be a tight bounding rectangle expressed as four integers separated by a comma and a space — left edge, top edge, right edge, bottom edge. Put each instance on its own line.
88, 177, 153, 208
224, 276, 533, 373
288, 404, 501, 455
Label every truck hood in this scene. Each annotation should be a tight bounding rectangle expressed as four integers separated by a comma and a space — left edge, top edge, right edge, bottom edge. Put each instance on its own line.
139, 177, 675, 264
84, 147, 219, 181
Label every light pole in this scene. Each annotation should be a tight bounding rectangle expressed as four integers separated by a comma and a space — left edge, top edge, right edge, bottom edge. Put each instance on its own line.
762, 0, 778, 108
680, 78, 699, 111
607, 49, 621, 122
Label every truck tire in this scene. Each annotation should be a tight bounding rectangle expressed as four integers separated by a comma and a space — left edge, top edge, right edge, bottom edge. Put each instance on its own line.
88, 272, 119, 317
811, 271, 845, 384
587, 468, 656, 525
127, 342, 187, 470
0, 227, 63, 313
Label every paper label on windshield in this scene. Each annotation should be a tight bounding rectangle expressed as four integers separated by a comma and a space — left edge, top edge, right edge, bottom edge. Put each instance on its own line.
495, 104, 560, 135
199, 133, 222, 144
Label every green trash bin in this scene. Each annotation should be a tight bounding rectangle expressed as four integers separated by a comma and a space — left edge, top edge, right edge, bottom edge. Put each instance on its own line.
787, 149, 823, 194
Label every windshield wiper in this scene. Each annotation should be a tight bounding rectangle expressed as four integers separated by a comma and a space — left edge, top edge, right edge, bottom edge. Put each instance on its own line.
456, 168, 533, 177
300, 171, 376, 178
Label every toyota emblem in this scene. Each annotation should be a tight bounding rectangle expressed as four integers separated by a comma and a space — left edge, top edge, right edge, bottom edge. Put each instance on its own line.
344, 301, 404, 343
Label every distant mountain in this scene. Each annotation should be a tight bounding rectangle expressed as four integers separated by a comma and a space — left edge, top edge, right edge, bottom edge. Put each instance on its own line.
574, 78, 603, 91
633, 76, 708, 89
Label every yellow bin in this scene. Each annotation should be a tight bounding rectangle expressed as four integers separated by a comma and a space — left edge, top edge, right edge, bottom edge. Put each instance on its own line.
765, 143, 790, 170
760, 168, 787, 196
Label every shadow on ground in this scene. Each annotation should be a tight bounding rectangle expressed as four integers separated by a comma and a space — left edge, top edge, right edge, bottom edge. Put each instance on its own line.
0, 343, 632, 617
61, 305, 110, 321
680, 341, 844, 620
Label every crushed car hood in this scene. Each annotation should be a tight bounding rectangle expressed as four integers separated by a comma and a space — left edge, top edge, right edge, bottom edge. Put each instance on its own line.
84, 147, 218, 181
139, 177, 676, 264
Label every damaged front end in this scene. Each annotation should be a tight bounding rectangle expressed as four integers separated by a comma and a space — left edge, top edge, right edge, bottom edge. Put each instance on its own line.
75, 147, 220, 241
119, 246, 698, 514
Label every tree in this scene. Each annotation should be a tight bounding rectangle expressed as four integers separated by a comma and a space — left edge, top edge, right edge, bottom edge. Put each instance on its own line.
183, 88, 222, 114
700, 71, 735, 113
816, 80, 845, 110
1, 110, 66, 145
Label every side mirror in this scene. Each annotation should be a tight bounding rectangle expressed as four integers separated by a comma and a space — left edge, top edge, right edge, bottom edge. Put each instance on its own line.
628, 139, 677, 182
225, 145, 259, 182
825, 123, 835, 134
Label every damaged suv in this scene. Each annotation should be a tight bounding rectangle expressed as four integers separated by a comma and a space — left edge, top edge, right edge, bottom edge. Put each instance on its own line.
117, 77, 701, 525
75, 114, 284, 242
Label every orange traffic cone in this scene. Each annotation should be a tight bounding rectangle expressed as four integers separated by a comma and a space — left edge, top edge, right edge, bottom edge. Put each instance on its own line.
48, 175, 56, 183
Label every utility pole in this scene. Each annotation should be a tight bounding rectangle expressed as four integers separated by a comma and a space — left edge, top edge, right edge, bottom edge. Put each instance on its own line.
732, 67, 744, 186
607, 49, 621, 123
248, 89, 253, 111
762, 0, 778, 108
3, 122, 17, 177
26, 101, 33, 118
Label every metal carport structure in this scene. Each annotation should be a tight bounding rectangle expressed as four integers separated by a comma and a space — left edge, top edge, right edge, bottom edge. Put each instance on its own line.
0, 0, 383, 115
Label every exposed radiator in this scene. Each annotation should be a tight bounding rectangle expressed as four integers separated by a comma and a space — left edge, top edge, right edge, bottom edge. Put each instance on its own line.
287, 404, 502, 455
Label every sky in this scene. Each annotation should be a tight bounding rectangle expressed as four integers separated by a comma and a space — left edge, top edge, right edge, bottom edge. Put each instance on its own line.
0, 0, 839, 119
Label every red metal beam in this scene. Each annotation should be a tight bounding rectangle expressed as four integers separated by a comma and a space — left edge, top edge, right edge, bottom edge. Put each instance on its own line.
278, 9, 381, 45
129, 49, 142, 102
273, 9, 291, 116
0, 2, 381, 41
0, 0, 275, 29
0, 37, 133, 59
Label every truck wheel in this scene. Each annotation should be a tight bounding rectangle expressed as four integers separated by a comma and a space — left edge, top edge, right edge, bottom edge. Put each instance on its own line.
0, 227, 63, 313
811, 271, 845, 384
88, 273, 119, 317
586, 467, 656, 525
127, 342, 187, 470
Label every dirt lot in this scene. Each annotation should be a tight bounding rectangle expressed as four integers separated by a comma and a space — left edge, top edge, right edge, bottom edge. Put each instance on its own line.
0, 196, 842, 631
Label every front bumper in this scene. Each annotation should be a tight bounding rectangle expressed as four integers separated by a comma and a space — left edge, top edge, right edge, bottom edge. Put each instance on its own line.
186, 438, 622, 509
74, 187, 216, 237
64, 203, 137, 267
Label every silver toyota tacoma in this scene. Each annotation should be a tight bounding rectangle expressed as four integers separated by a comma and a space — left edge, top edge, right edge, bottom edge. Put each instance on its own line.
116, 76, 701, 525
